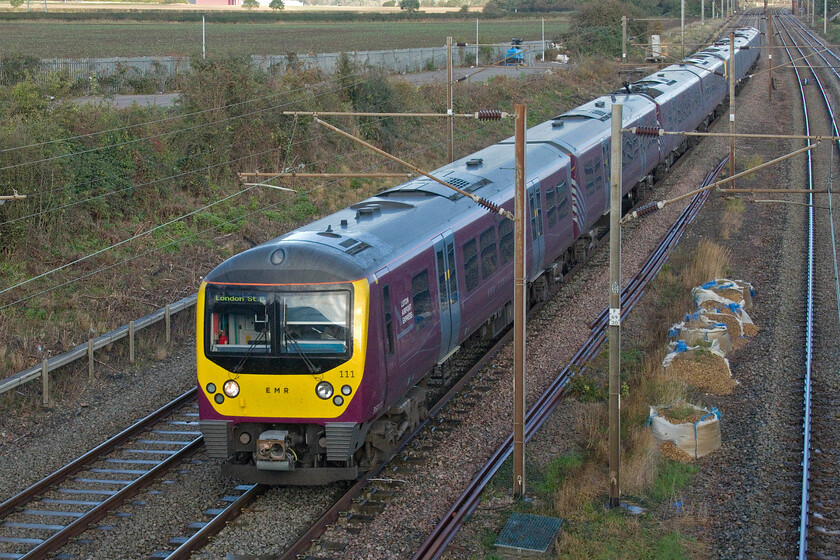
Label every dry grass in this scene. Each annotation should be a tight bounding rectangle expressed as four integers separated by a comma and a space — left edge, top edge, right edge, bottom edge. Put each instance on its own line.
621, 428, 660, 495
553, 459, 604, 514
720, 197, 746, 240
554, 235, 733, 557
681, 240, 731, 288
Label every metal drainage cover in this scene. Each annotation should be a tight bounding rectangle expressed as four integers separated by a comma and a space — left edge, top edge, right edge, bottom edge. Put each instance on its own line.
494, 512, 564, 557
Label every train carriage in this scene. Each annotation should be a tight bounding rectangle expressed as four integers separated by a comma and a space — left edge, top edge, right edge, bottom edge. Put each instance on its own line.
197, 27, 761, 485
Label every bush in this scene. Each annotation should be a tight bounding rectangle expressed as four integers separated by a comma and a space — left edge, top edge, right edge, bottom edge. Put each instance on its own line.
269, 0, 284, 9
400, 0, 420, 12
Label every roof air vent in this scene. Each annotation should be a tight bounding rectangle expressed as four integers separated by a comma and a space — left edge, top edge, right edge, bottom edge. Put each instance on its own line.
466, 158, 484, 167
594, 100, 605, 108
552, 120, 565, 128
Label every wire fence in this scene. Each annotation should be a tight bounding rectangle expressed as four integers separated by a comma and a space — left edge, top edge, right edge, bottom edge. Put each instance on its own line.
0, 42, 545, 95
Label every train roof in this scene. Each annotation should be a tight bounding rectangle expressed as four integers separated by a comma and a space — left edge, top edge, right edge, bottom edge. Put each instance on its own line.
206, 137, 571, 284
521, 93, 656, 151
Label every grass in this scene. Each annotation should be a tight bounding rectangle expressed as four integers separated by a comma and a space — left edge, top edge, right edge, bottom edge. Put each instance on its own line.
465, 234, 731, 559
0, 18, 569, 58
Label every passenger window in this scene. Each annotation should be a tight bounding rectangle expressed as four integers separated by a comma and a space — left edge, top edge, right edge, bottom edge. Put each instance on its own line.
463, 239, 479, 292
584, 162, 596, 195
412, 270, 432, 329
557, 181, 569, 219
383, 285, 394, 354
480, 227, 498, 278
546, 188, 557, 228
499, 219, 514, 265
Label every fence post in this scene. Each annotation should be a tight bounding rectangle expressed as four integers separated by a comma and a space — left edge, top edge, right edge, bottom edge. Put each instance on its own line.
41, 359, 50, 407
165, 304, 171, 344
88, 338, 94, 379
129, 320, 135, 363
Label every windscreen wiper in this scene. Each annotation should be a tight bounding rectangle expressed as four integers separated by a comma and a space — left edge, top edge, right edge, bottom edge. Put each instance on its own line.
232, 328, 268, 374
282, 326, 321, 374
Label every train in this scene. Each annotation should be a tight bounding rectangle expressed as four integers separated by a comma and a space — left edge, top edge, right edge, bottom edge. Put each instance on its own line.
196, 27, 761, 485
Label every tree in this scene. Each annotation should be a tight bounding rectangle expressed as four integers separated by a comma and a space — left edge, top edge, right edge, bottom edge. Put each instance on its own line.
10, 0, 25, 8
400, 0, 420, 12
269, 0, 285, 10
242, 0, 259, 8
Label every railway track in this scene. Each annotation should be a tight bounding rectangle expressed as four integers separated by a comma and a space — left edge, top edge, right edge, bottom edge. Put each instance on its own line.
0, 17, 772, 560
776, 12, 840, 560
0, 391, 201, 560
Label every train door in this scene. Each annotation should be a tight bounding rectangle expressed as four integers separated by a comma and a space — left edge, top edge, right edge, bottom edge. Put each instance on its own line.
527, 179, 545, 277
434, 230, 461, 361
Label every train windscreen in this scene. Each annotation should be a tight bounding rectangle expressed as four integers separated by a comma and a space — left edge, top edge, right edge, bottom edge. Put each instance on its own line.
204, 285, 352, 372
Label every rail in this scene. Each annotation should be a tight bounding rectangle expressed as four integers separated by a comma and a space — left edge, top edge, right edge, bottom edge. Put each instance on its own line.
774, 13, 816, 560
0, 293, 197, 398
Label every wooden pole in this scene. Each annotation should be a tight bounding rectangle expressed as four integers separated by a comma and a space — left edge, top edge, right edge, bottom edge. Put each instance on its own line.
608, 103, 622, 508
129, 320, 135, 364
88, 338, 94, 380
730, 33, 736, 187
513, 103, 527, 499
447, 36, 455, 164
165, 304, 171, 344
41, 359, 49, 407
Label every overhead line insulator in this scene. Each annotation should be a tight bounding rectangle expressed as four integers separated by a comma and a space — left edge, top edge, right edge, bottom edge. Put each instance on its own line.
632, 126, 665, 136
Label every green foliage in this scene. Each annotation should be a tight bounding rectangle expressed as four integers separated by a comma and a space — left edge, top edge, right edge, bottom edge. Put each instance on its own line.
0, 54, 41, 86
567, 373, 608, 403
9, 79, 49, 118
242, 0, 259, 8
649, 460, 697, 502
269, 0, 285, 10
9, 0, 24, 8
560, 0, 656, 57
724, 196, 745, 213
483, 0, 575, 13
25, 307, 47, 321
533, 451, 585, 495
382, 0, 396, 5
399, 0, 420, 11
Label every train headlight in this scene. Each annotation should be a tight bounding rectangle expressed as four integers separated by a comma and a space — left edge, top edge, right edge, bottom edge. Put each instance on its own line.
214, 394, 224, 404
316, 381, 333, 400
333, 395, 344, 406
206, 383, 217, 394
341, 385, 352, 396
223, 380, 240, 398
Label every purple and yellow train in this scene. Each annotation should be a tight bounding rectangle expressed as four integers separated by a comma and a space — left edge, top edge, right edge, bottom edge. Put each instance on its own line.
197, 28, 760, 484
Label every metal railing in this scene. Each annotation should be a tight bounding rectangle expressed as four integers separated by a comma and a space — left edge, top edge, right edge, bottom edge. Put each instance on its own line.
0, 293, 197, 401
